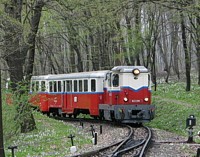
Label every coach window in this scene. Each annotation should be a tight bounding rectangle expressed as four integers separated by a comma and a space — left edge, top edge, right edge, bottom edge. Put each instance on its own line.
66, 80, 72, 92
79, 80, 82, 92
53, 81, 57, 92
41, 81, 46, 92
84, 80, 88, 92
74, 80, 77, 92
49, 81, 53, 92
63, 81, 66, 92
58, 81, 62, 92
36, 81, 39, 91
31, 81, 35, 92
91, 79, 96, 92
112, 74, 119, 87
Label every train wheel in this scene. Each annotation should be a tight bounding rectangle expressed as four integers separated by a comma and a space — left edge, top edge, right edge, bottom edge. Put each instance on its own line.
57, 113, 61, 117
110, 110, 115, 121
100, 116, 105, 120
99, 110, 105, 120
68, 114, 72, 118
73, 114, 77, 118
62, 113, 67, 117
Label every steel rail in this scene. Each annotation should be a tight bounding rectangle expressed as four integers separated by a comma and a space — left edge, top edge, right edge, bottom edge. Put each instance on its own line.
109, 126, 152, 157
137, 126, 152, 157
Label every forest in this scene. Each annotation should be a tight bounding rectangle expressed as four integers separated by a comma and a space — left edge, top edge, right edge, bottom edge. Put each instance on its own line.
0, 0, 200, 156
0, 0, 199, 91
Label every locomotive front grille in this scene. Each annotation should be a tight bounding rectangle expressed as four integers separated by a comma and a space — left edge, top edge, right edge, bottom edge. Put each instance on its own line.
132, 110, 141, 115
128, 109, 144, 119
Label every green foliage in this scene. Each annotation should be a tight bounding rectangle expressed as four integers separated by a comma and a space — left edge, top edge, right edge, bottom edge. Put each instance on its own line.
2, 92, 20, 141
2, 84, 91, 156
153, 82, 200, 105
4, 112, 91, 156
4, 80, 37, 134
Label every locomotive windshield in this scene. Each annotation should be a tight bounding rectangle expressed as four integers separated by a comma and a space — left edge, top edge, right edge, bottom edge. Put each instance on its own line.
112, 74, 119, 87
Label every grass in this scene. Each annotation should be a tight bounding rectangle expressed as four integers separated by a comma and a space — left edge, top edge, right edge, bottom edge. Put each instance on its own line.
153, 82, 200, 105
3, 81, 200, 156
148, 82, 200, 140
3, 109, 92, 157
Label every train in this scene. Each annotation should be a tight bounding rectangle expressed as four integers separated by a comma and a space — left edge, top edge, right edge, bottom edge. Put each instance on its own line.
30, 66, 155, 123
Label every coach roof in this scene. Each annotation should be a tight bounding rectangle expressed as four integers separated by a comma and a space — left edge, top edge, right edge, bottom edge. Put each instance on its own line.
40, 70, 110, 80
31, 75, 55, 80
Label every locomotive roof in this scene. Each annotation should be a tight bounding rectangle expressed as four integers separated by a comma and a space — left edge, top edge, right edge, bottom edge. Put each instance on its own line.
112, 66, 148, 73
32, 70, 109, 81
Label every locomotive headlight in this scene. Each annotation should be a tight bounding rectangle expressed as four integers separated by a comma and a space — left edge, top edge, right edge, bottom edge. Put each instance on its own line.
124, 97, 128, 102
132, 68, 140, 75
144, 97, 149, 102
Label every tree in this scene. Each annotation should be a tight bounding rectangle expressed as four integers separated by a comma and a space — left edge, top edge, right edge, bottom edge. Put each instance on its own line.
180, 11, 191, 91
0, 0, 46, 133
0, 68, 5, 157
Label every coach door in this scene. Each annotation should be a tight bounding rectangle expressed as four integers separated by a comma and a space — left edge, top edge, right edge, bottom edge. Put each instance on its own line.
59, 80, 64, 110
65, 80, 73, 113
105, 72, 113, 105
105, 72, 120, 105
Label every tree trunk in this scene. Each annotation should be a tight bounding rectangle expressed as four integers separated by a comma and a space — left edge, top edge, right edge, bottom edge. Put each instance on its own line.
2, 0, 46, 133
196, 16, 200, 85
0, 69, 5, 157
90, 35, 100, 71
181, 13, 191, 91
171, 24, 180, 80
24, 0, 45, 81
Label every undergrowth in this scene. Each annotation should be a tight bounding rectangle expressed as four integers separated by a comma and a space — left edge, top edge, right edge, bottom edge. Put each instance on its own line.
148, 82, 200, 141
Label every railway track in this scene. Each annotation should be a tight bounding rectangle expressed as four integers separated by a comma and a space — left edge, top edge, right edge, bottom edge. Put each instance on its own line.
89, 126, 152, 157
111, 126, 152, 157
50, 116, 152, 157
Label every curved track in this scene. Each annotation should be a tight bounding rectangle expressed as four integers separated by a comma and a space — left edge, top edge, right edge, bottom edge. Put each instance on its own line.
106, 126, 152, 157
50, 116, 152, 157
71, 125, 152, 157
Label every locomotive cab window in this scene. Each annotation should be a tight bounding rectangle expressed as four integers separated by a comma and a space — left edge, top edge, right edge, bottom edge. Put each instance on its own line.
148, 74, 151, 90
106, 73, 112, 87
91, 79, 96, 92
112, 74, 119, 87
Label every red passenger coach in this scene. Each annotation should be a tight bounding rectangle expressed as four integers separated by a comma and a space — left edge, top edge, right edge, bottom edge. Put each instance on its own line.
30, 66, 155, 123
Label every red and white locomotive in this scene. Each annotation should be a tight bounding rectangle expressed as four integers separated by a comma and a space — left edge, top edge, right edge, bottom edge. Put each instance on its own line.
30, 66, 155, 123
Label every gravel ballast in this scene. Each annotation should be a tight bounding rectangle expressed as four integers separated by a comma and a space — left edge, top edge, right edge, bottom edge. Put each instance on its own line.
70, 122, 200, 157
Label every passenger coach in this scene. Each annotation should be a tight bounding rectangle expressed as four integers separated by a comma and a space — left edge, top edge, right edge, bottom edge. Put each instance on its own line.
30, 66, 155, 123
